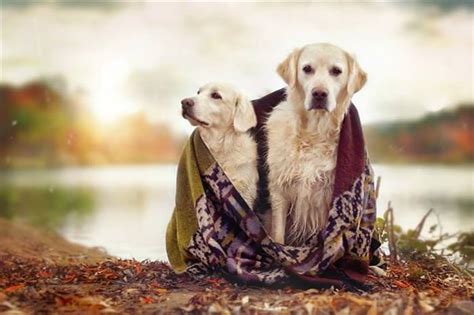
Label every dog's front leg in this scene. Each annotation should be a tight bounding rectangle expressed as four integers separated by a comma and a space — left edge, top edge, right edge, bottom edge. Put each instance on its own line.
271, 192, 289, 244
259, 210, 273, 236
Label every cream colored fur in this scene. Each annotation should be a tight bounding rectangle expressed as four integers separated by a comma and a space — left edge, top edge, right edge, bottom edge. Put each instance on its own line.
181, 82, 258, 210
266, 43, 367, 245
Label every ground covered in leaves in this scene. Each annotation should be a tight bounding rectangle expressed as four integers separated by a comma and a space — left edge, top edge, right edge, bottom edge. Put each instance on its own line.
1, 253, 472, 314
0, 219, 472, 314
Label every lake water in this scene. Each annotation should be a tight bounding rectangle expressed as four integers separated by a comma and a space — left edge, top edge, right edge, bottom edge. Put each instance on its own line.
0, 164, 472, 261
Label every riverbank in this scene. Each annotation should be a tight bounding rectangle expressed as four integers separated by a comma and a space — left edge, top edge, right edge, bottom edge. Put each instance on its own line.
0, 218, 108, 265
0, 219, 472, 314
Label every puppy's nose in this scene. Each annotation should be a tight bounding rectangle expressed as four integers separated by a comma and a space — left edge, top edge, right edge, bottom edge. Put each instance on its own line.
312, 89, 328, 100
181, 98, 194, 108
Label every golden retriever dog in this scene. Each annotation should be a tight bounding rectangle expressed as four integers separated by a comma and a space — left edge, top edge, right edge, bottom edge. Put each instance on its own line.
266, 43, 367, 245
181, 82, 259, 210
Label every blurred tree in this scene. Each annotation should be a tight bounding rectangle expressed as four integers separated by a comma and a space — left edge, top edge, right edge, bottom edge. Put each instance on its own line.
0, 79, 183, 169
365, 104, 474, 164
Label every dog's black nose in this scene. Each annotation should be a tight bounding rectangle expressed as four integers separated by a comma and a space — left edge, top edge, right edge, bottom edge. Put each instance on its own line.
181, 98, 194, 108
312, 89, 328, 100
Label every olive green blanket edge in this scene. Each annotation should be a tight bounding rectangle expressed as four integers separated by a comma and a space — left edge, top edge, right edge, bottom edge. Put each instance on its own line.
165, 130, 214, 273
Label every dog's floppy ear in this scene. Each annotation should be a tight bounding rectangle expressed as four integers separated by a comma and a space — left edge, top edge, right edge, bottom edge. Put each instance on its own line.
346, 54, 367, 96
277, 48, 302, 87
234, 94, 257, 133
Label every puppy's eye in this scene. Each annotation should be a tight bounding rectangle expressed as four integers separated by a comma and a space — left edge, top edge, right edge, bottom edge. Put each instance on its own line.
197, 90, 200, 95
330, 66, 342, 76
302, 65, 313, 74
211, 92, 222, 100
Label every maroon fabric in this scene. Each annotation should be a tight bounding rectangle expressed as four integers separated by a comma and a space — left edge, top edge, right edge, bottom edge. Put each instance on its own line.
285, 256, 369, 290
332, 105, 366, 198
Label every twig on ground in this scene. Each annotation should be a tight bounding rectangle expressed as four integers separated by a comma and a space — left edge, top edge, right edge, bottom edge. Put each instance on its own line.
384, 202, 398, 263
375, 176, 381, 199
414, 208, 433, 239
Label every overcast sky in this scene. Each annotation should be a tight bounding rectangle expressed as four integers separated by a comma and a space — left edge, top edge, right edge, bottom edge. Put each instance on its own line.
1, 1, 473, 133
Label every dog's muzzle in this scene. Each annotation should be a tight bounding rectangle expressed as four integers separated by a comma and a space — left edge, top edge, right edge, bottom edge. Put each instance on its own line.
180, 98, 209, 126
181, 98, 194, 110
309, 88, 328, 111
181, 98, 194, 117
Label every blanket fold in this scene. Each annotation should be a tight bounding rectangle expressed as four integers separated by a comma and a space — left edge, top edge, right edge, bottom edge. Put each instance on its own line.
166, 89, 378, 287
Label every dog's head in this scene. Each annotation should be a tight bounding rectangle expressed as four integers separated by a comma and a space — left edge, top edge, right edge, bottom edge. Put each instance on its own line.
181, 82, 257, 132
277, 43, 367, 113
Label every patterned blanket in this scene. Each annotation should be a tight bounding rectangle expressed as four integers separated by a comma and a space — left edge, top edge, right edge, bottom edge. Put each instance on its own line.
166, 89, 378, 288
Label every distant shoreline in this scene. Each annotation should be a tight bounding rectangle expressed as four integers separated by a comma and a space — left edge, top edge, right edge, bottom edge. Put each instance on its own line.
1, 160, 473, 172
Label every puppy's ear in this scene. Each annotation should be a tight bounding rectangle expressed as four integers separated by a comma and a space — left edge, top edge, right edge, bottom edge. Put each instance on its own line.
346, 54, 367, 96
234, 94, 257, 133
277, 48, 302, 87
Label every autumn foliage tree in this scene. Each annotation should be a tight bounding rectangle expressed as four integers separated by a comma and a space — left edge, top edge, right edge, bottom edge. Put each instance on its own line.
365, 105, 474, 164
0, 80, 183, 169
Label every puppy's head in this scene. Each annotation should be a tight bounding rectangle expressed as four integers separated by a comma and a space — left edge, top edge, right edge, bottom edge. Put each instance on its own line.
181, 82, 257, 132
277, 43, 367, 113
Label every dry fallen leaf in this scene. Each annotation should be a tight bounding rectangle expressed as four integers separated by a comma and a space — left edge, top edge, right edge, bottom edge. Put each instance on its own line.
304, 302, 315, 314
155, 288, 168, 294
140, 296, 154, 304
393, 280, 410, 289
4, 285, 24, 293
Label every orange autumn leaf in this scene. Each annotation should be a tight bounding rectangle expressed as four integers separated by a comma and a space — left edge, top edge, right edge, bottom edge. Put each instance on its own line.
135, 264, 142, 274
206, 278, 224, 286
64, 273, 77, 282
38, 270, 51, 278
140, 296, 154, 304
4, 284, 24, 293
394, 280, 410, 288
155, 288, 168, 294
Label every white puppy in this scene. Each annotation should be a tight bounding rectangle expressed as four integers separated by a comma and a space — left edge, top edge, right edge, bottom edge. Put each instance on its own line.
181, 82, 259, 210
266, 43, 367, 245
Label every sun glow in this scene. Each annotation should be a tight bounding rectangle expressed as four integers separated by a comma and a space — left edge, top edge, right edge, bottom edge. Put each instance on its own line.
89, 90, 138, 123
88, 59, 139, 123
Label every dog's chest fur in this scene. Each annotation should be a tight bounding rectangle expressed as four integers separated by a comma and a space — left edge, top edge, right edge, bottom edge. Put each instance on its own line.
266, 102, 340, 244
200, 130, 258, 209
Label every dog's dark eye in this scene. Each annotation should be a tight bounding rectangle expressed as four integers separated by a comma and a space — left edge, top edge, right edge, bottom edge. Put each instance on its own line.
330, 66, 342, 76
302, 65, 313, 74
197, 90, 200, 95
211, 92, 222, 100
